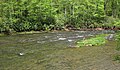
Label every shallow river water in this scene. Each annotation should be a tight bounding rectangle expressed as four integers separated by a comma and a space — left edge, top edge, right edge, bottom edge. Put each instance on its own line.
0, 30, 120, 70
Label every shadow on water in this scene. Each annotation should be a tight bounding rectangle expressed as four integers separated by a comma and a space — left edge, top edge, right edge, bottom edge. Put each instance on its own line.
0, 30, 120, 70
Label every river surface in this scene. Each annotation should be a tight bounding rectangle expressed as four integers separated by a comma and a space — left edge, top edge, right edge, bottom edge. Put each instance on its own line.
0, 30, 120, 70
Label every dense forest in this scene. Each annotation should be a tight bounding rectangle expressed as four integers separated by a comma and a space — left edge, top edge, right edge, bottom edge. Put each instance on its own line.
0, 0, 120, 33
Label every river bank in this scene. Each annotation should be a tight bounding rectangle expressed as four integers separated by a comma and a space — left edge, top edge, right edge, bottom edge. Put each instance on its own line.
1, 27, 118, 36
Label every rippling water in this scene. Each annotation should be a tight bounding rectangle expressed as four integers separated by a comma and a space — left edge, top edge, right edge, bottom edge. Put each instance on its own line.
1, 30, 119, 70
15, 30, 115, 47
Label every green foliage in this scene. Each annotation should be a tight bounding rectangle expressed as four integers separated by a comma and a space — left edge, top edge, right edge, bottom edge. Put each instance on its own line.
77, 34, 107, 47
113, 31, 120, 63
114, 55, 120, 63
0, 0, 120, 33
102, 16, 120, 29
116, 32, 120, 41
116, 31, 120, 50
113, 19, 120, 28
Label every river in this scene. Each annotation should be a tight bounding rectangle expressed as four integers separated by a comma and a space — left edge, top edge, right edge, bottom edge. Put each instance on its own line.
0, 30, 120, 70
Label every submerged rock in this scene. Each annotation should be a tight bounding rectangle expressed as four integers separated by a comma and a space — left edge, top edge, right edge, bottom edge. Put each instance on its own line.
68, 39, 73, 42
58, 38, 66, 40
105, 34, 114, 40
77, 35, 84, 38
68, 45, 79, 48
19, 53, 24, 56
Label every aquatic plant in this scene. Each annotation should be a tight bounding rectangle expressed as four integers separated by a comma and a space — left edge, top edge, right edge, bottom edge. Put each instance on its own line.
76, 34, 107, 47
114, 55, 120, 63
